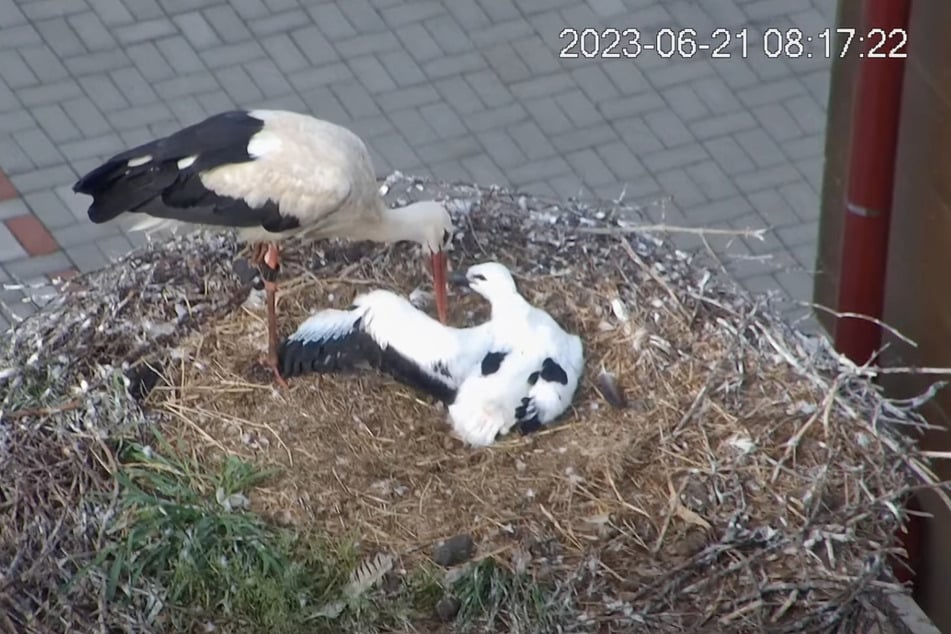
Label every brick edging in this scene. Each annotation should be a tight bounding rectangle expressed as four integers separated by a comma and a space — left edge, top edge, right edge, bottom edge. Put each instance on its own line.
0, 168, 62, 258
0, 170, 16, 202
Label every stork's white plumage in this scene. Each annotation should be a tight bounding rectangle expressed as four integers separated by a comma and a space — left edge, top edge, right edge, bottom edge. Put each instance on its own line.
72, 109, 453, 385
278, 262, 584, 446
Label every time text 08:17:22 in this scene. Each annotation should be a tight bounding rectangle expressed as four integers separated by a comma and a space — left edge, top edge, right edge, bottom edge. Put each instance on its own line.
558, 27, 908, 60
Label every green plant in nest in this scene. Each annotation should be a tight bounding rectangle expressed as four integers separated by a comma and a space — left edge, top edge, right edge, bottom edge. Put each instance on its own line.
451, 557, 557, 633
71, 428, 539, 632
80, 429, 361, 632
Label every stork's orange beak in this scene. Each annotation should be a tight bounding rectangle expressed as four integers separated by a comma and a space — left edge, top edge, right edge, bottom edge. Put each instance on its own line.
430, 250, 449, 324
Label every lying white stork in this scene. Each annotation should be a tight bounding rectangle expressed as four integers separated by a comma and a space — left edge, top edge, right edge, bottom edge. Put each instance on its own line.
278, 262, 584, 446
71, 109, 453, 386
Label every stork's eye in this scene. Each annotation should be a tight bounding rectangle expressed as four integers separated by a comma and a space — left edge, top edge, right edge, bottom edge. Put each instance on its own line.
471, 274, 486, 282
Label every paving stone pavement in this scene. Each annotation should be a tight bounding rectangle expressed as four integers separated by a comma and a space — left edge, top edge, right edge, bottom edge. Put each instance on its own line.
0, 0, 836, 334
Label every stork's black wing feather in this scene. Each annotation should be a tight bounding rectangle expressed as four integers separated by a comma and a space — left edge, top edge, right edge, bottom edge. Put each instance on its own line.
74, 112, 260, 190
277, 317, 379, 378
73, 110, 298, 232
277, 318, 458, 404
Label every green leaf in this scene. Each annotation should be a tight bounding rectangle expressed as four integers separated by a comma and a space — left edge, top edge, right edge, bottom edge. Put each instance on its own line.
106, 551, 125, 601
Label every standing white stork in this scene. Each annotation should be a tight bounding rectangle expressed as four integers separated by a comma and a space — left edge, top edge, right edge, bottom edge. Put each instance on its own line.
72, 109, 453, 386
278, 262, 584, 446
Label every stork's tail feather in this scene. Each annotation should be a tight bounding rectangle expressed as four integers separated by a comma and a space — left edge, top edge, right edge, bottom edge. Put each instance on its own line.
128, 215, 181, 234
450, 402, 510, 447
73, 143, 178, 224
73, 159, 133, 223
276, 307, 372, 379
72, 160, 119, 195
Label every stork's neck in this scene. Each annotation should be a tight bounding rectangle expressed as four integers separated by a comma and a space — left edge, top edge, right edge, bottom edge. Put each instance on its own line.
487, 291, 532, 321
363, 200, 431, 245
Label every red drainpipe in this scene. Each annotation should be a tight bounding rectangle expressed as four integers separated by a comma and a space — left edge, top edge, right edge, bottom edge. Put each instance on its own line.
833, 0, 916, 586
834, 0, 911, 362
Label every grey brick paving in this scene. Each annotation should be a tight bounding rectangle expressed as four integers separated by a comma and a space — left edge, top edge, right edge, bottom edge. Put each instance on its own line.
0, 224, 28, 262
0, 135, 33, 175
0, 199, 29, 221
5, 251, 72, 281
22, 191, 73, 229
64, 242, 109, 273
0, 0, 835, 330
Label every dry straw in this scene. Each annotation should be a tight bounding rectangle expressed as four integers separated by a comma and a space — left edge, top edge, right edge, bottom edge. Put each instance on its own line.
0, 174, 945, 632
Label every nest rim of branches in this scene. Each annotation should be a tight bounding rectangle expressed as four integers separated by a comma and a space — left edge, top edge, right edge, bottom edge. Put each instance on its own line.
0, 174, 941, 633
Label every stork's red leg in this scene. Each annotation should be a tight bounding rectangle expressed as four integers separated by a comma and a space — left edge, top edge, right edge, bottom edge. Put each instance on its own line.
263, 279, 288, 389
259, 242, 288, 388
247, 241, 287, 387
249, 242, 268, 268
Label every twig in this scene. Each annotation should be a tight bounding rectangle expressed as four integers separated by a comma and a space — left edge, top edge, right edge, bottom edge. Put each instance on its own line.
161, 403, 230, 455
671, 377, 712, 436
672, 301, 761, 436
771, 588, 799, 623
699, 233, 730, 279
168, 402, 292, 464
538, 503, 583, 551
651, 476, 687, 555
859, 365, 951, 376
627, 542, 733, 603
802, 301, 917, 348
718, 599, 764, 625
619, 236, 690, 322
920, 451, 951, 460
770, 378, 841, 483
605, 469, 651, 519
577, 224, 769, 240
1, 399, 82, 421
758, 322, 951, 512
464, 212, 488, 256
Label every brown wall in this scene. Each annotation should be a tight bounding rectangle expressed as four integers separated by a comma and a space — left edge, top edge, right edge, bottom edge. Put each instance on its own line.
814, 0, 865, 334
878, 1, 951, 631
818, 1, 951, 630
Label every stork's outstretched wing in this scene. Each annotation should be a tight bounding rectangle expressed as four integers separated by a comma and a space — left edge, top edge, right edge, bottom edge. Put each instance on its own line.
278, 290, 491, 403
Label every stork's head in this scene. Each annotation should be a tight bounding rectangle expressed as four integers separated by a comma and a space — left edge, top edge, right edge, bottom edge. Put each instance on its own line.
404, 200, 453, 325
406, 200, 453, 254
450, 262, 518, 303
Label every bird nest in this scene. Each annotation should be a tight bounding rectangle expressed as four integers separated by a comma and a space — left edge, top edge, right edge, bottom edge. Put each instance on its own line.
0, 174, 942, 633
